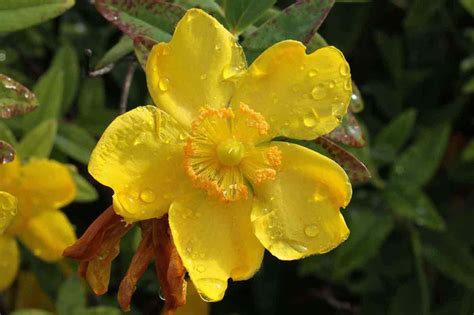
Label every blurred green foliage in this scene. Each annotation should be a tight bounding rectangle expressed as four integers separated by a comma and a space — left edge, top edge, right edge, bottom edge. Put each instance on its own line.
0, 0, 473, 314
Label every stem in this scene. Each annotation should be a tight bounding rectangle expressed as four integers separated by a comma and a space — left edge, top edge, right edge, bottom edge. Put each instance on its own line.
119, 61, 137, 114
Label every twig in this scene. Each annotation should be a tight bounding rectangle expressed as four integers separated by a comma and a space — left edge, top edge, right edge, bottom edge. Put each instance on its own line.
119, 61, 137, 114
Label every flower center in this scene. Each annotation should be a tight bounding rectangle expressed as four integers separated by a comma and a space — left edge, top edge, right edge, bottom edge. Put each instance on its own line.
216, 139, 245, 166
183, 104, 282, 202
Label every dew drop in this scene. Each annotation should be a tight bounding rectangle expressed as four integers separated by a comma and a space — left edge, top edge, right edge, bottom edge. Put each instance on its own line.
158, 288, 166, 301
195, 264, 206, 273
214, 44, 221, 51
140, 189, 156, 203
308, 69, 318, 77
304, 225, 319, 237
332, 102, 346, 116
286, 240, 308, 253
159, 78, 170, 91
344, 78, 352, 91
200, 73, 207, 80
195, 278, 226, 302
303, 111, 318, 128
311, 84, 327, 100
339, 63, 350, 77
222, 65, 240, 80
328, 80, 336, 89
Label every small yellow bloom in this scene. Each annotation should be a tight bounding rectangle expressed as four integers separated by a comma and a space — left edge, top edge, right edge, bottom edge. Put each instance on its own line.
0, 157, 76, 291
89, 9, 352, 301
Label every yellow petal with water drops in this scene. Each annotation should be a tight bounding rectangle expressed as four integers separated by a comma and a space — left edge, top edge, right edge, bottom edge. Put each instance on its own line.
232, 42, 352, 140
20, 159, 76, 213
146, 8, 246, 128
0, 156, 20, 190
0, 235, 19, 291
18, 210, 76, 262
169, 192, 264, 302
251, 142, 352, 260
0, 191, 17, 234
88, 106, 192, 222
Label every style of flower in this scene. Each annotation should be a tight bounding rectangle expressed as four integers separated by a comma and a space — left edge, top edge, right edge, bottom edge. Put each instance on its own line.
0, 157, 76, 291
71, 8, 353, 304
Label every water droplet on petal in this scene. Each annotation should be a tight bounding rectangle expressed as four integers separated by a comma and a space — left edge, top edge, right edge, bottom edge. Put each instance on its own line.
311, 84, 327, 100
304, 225, 319, 237
339, 63, 350, 77
286, 240, 308, 253
159, 78, 170, 91
195, 278, 226, 302
308, 69, 318, 77
140, 190, 156, 203
303, 110, 319, 128
328, 80, 336, 89
195, 264, 206, 273
214, 44, 221, 51
344, 78, 352, 91
158, 288, 166, 301
200, 73, 207, 80
332, 102, 346, 116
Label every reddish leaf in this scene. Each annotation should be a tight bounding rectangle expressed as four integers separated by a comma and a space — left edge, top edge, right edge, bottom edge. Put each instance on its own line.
0, 74, 38, 118
0, 140, 15, 164
326, 111, 366, 147
95, 0, 185, 41
315, 137, 371, 183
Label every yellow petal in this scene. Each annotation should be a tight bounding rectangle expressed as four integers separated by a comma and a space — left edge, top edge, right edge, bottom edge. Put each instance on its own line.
20, 159, 76, 213
0, 191, 17, 234
232, 42, 352, 140
18, 210, 76, 262
0, 235, 19, 291
251, 142, 352, 260
146, 8, 246, 128
88, 106, 192, 222
169, 192, 264, 302
0, 156, 20, 190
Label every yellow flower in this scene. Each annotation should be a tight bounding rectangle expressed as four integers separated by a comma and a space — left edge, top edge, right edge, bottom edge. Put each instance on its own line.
0, 157, 76, 291
89, 9, 352, 302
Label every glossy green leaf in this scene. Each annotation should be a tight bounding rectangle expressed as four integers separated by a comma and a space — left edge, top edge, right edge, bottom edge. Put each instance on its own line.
332, 210, 394, 279
423, 236, 474, 290
71, 171, 98, 203
306, 32, 329, 52
17, 119, 57, 159
56, 123, 96, 164
175, 0, 223, 15
404, 0, 445, 29
95, 36, 133, 70
373, 108, 417, 164
460, 0, 474, 16
95, 0, 185, 41
385, 187, 446, 231
0, 121, 17, 145
242, 0, 335, 60
224, 0, 276, 33
374, 32, 403, 83
56, 276, 86, 315
409, 226, 430, 315
0, 0, 75, 33
0, 74, 38, 118
59, 44, 80, 113
461, 139, 474, 161
389, 124, 450, 188
0, 140, 15, 164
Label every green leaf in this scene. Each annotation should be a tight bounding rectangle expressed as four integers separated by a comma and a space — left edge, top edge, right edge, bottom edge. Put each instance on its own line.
133, 36, 158, 70
423, 236, 474, 290
461, 139, 474, 161
56, 123, 96, 164
175, 0, 223, 15
306, 32, 329, 52
0, 140, 16, 164
71, 172, 98, 203
0, 121, 17, 145
0, 74, 39, 118
460, 0, 474, 16
0, 0, 75, 33
80, 307, 122, 315
374, 32, 404, 83
59, 44, 80, 113
389, 281, 424, 315
404, 0, 445, 29
77, 78, 117, 136
409, 226, 430, 315
242, 0, 335, 61
11, 310, 53, 315
95, 35, 134, 70
373, 108, 417, 164
56, 276, 86, 315
95, 0, 185, 41
224, 0, 276, 33
332, 210, 394, 279
22, 48, 66, 131
17, 119, 57, 159
389, 124, 450, 188
385, 187, 446, 231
